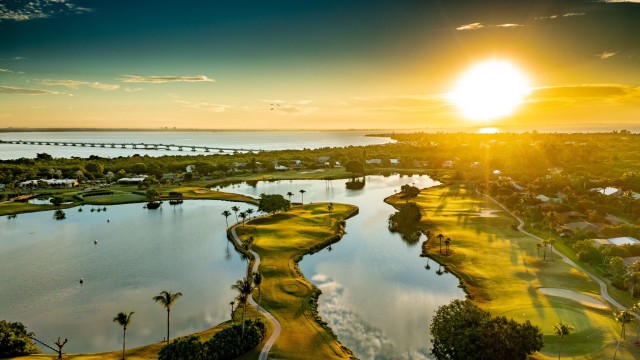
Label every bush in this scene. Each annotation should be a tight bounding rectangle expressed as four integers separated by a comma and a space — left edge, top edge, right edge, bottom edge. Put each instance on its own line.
158, 320, 266, 360
0, 320, 39, 357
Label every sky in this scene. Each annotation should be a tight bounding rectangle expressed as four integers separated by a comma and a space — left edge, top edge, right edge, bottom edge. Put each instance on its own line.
0, 0, 639, 130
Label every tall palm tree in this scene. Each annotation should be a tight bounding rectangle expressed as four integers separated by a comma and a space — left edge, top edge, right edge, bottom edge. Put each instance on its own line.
231, 205, 240, 223
286, 191, 294, 203
152, 290, 183, 343
632, 302, 640, 344
548, 239, 556, 261
246, 208, 254, 219
444, 237, 451, 256
299, 189, 306, 205
113, 311, 134, 360
229, 301, 236, 323
437, 234, 444, 254
231, 277, 253, 338
553, 321, 574, 360
222, 210, 231, 227
253, 272, 263, 320
536, 242, 543, 259
613, 309, 633, 359
239, 211, 248, 227
542, 239, 550, 261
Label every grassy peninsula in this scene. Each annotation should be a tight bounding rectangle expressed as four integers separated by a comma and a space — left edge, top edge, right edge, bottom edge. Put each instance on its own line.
233, 202, 358, 359
387, 182, 639, 359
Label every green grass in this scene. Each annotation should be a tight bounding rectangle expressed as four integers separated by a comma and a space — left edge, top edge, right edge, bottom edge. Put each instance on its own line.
234, 203, 358, 360
391, 182, 640, 360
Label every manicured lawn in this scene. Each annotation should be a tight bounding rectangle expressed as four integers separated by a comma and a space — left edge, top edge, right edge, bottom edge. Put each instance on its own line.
234, 202, 358, 360
394, 182, 640, 359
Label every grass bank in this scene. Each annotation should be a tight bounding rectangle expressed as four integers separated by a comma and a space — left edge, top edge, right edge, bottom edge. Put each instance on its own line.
233, 202, 358, 360
388, 182, 639, 359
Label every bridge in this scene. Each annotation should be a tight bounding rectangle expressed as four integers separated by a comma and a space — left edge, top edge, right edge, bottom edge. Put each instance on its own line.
0, 139, 264, 154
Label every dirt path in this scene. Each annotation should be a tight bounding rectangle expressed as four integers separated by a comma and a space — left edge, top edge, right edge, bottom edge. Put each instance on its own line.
230, 223, 281, 360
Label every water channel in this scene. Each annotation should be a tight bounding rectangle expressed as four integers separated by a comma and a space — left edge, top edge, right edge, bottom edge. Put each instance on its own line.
1, 175, 464, 359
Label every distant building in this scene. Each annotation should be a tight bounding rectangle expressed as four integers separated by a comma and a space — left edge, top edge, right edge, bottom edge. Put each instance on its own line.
442, 160, 454, 168
366, 159, 382, 165
590, 187, 621, 196
389, 159, 399, 166
117, 176, 148, 184
20, 179, 78, 188
608, 237, 640, 246
274, 165, 288, 171
317, 156, 331, 163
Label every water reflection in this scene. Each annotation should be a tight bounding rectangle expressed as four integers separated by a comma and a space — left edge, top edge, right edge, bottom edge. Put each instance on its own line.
1, 175, 464, 357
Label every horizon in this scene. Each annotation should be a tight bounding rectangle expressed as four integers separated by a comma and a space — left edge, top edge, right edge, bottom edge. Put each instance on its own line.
1, 1, 639, 130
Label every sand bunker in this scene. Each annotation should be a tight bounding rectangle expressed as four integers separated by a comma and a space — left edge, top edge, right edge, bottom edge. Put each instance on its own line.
477, 209, 500, 217
538, 288, 608, 310
195, 189, 209, 193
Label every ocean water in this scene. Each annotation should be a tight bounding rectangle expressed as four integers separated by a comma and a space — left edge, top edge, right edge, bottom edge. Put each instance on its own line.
0, 131, 393, 160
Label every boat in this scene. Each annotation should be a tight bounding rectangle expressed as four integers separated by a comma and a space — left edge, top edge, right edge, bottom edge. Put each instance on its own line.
146, 201, 162, 209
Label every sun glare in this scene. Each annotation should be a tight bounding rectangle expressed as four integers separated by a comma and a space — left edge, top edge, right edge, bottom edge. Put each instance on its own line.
448, 60, 530, 122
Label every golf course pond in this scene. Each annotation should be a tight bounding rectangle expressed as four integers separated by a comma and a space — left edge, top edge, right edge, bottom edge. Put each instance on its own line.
1, 175, 464, 359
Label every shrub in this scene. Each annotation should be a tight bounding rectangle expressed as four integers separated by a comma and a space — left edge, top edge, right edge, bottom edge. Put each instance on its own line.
0, 320, 39, 357
158, 320, 266, 360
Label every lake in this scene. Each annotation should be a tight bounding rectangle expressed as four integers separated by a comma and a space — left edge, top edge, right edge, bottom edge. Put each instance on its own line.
0, 131, 393, 160
1, 175, 463, 359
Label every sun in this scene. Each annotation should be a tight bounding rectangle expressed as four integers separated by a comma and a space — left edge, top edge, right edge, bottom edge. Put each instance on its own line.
448, 59, 531, 122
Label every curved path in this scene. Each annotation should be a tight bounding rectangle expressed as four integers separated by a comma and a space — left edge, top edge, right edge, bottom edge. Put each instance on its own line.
230, 223, 281, 360
481, 192, 628, 311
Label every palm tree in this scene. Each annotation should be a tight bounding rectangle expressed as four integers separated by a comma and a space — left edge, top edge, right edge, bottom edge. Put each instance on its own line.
548, 239, 556, 261
542, 239, 550, 261
632, 302, 640, 344
222, 210, 231, 227
444, 237, 451, 256
299, 189, 306, 205
437, 234, 444, 254
239, 211, 248, 227
113, 311, 134, 360
152, 290, 183, 343
624, 271, 640, 297
553, 321, 574, 360
246, 208, 254, 219
253, 272, 263, 320
286, 191, 294, 203
230, 301, 236, 323
231, 205, 240, 223
613, 309, 633, 359
231, 277, 253, 338
536, 242, 543, 259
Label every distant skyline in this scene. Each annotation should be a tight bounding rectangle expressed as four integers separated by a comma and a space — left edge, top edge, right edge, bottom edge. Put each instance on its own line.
1, 0, 639, 130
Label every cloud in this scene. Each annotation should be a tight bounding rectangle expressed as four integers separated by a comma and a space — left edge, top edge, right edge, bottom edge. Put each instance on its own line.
496, 23, 524, 28
347, 94, 450, 114
175, 100, 230, 112
0, 85, 72, 96
456, 23, 484, 31
40, 79, 120, 91
536, 12, 586, 20
456, 22, 523, 31
117, 75, 215, 83
598, 51, 618, 59
0, 68, 13, 73
528, 84, 640, 107
0, 0, 92, 22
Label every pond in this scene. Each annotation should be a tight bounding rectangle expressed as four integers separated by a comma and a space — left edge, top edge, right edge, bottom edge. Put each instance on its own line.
219, 175, 465, 360
1, 175, 464, 359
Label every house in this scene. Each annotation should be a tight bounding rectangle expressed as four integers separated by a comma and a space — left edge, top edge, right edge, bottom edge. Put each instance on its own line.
561, 222, 604, 233
608, 237, 640, 246
117, 176, 148, 184
510, 182, 524, 191
623, 256, 640, 267
492, 170, 502, 175
317, 156, 331, 163
186, 165, 195, 173
442, 160, 454, 168
20, 179, 79, 188
536, 194, 561, 203
232, 162, 247, 168
274, 165, 288, 171
590, 187, 622, 196
389, 159, 399, 166
366, 159, 382, 165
